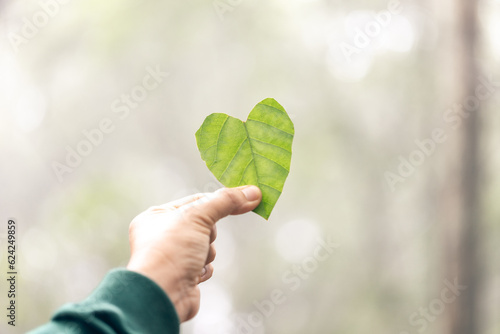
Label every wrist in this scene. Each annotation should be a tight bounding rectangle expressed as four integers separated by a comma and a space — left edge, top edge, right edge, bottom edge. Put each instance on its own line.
126, 257, 191, 321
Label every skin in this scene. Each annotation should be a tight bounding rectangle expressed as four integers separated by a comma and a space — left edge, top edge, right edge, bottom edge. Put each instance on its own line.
126, 185, 262, 322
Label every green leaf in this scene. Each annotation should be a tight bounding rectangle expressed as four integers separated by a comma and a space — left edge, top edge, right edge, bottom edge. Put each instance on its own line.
195, 98, 294, 220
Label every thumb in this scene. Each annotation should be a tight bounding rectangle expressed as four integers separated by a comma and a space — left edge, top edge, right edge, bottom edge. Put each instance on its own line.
183, 186, 262, 225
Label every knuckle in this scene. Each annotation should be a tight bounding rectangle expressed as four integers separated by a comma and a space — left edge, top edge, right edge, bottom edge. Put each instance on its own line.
193, 192, 205, 199
207, 265, 214, 279
209, 246, 216, 262
183, 206, 214, 228
147, 205, 165, 213
220, 188, 241, 206
210, 225, 218, 242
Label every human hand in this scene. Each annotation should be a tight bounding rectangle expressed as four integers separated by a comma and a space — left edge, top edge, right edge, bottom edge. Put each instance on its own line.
126, 185, 262, 322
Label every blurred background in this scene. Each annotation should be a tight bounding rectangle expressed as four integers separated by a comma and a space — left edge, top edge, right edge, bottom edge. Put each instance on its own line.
0, 0, 499, 333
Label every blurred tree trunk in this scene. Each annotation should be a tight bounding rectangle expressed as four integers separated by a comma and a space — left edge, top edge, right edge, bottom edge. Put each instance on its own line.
442, 0, 482, 333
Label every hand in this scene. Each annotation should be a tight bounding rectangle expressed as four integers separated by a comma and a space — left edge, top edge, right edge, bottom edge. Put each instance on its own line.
126, 185, 262, 322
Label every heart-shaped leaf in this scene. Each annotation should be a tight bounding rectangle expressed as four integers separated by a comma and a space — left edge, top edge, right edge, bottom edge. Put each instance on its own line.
195, 98, 294, 219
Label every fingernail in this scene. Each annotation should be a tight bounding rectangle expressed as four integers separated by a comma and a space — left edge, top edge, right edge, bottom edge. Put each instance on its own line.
241, 186, 260, 201
201, 267, 207, 276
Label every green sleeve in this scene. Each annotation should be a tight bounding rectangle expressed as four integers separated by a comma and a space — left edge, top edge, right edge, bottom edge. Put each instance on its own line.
28, 269, 180, 334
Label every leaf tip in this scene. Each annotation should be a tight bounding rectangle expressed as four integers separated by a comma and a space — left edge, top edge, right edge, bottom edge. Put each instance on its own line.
258, 98, 286, 113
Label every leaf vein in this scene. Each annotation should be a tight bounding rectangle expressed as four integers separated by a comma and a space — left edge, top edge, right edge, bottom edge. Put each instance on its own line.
260, 183, 282, 194
209, 116, 229, 168
246, 119, 293, 136
249, 137, 292, 153
219, 138, 248, 180
254, 152, 289, 172
258, 103, 286, 114
202, 144, 216, 154
243, 123, 262, 191
237, 158, 254, 185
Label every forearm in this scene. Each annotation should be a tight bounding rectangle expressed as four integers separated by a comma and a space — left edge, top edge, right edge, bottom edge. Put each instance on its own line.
28, 269, 180, 334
